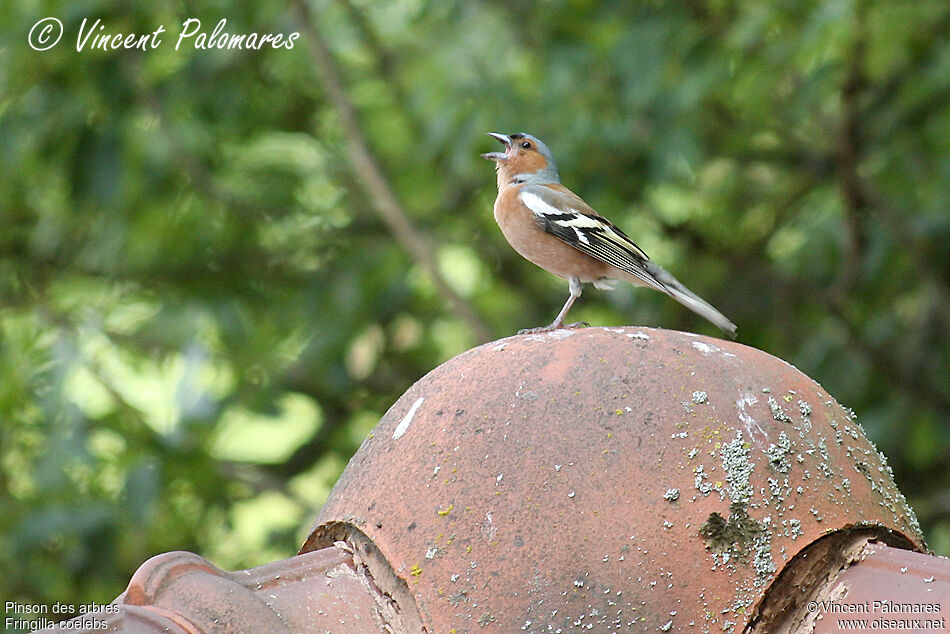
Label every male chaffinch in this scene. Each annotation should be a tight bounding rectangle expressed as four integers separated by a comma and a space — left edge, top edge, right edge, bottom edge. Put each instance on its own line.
482, 132, 737, 338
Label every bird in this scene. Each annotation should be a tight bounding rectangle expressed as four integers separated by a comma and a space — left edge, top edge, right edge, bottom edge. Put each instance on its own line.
481, 132, 737, 338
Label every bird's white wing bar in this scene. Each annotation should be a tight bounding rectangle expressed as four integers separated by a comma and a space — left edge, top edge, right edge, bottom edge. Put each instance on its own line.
519, 191, 594, 244
519, 186, 666, 292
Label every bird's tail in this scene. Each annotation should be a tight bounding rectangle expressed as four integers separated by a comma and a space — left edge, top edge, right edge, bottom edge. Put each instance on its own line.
634, 263, 738, 338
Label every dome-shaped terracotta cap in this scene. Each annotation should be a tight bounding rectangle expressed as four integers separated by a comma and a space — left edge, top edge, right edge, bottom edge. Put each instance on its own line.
302, 327, 924, 633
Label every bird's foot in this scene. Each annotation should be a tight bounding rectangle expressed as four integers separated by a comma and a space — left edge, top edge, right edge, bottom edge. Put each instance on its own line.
517, 321, 589, 335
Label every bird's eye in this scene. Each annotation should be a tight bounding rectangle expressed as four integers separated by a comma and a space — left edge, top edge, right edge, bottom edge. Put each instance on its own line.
520, 141, 532, 149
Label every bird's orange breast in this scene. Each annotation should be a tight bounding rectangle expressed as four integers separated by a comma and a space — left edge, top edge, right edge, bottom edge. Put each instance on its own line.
493, 185, 610, 283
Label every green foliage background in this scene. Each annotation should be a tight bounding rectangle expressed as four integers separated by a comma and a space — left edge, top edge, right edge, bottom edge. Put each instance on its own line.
2, 0, 948, 618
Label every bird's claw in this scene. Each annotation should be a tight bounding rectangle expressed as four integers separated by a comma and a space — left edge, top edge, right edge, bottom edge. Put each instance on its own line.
517, 326, 547, 335
517, 321, 589, 335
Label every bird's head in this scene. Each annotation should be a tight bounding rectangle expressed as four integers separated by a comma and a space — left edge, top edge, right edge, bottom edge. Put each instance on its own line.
481, 132, 560, 186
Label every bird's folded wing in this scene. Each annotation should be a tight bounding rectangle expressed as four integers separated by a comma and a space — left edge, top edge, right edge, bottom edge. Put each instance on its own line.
518, 185, 666, 292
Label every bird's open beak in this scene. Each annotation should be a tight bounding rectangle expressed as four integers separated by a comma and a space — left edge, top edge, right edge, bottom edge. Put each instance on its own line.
481, 132, 511, 161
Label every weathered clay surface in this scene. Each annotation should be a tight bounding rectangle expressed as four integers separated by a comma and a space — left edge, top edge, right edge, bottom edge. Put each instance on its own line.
303, 327, 925, 633
36, 547, 390, 633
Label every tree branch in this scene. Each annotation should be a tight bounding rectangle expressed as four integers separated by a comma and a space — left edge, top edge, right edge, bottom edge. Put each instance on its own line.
335, 0, 421, 137
294, 0, 492, 342
832, 8, 869, 301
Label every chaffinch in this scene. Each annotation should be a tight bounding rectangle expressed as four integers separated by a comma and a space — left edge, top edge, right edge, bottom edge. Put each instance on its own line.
482, 132, 737, 338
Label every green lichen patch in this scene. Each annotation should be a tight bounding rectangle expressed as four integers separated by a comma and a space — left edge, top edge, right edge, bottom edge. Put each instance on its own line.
699, 501, 766, 554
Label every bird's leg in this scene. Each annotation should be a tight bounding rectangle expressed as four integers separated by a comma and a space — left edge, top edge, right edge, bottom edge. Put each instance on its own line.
552, 276, 587, 328
519, 277, 588, 334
